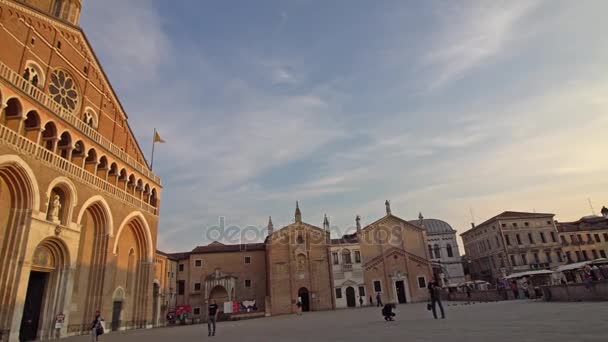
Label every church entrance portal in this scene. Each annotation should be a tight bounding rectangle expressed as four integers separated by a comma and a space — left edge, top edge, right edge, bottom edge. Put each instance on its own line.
298, 288, 310, 312
395, 281, 407, 304
19, 271, 48, 341
345, 287, 357, 307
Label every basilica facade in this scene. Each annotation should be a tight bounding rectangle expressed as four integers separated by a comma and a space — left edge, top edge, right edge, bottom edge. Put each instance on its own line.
0, 1, 161, 341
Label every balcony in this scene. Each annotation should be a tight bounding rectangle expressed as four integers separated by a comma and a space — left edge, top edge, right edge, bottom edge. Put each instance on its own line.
341, 263, 353, 272
0, 61, 161, 185
0, 123, 157, 215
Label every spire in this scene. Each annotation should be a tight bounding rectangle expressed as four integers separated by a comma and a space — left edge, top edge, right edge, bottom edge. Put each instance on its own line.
385, 200, 391, 215
323, 214, 330, 230
602, 206, 608, 218
267, 216, 274, 236
356, 215, 361, 232
295, 201, 302, 223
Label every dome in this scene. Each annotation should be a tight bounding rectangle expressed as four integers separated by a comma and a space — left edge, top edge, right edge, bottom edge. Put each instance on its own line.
409, 218, 455, 235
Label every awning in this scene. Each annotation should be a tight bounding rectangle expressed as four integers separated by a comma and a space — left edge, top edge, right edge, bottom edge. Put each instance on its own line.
555, 261, 590, 272
505, 270, 554, 279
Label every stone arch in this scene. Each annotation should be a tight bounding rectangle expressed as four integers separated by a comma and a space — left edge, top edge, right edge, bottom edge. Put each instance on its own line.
56, 130, 72, 159
150, 188, 158, 208
97, 155, 109, 179
23, 110, 41, 141
112, 287, 126, 302
84, 148, 98, 173
71, 140, 85, 166
209, 285, 229, 304
113, 212, 153, 329
24, 237, 71, 340
41, 121, 58, 152
2, 97, 23, 132
23, 60, 46, 88
45, 176, 78, 225
113, 211, 153, 262
0, 155, 40, 337
72, 195, 113, 331
76, 195, 114, 236
82, 106, 98, 129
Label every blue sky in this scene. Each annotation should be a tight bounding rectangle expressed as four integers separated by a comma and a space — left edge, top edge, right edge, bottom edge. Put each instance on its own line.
80, 1, 608, 252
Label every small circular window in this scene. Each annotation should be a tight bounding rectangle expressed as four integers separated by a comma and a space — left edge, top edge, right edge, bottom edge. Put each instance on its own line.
49, 69, 79, 112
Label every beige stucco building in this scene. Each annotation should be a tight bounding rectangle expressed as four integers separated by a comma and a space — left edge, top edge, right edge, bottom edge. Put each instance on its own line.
0, 1, 161, 340
557, 210, 608, 263
330, 229, 367, 308
461, 212, 563, 283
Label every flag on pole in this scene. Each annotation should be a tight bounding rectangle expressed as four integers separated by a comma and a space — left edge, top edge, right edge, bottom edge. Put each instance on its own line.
153, 129, 165, 143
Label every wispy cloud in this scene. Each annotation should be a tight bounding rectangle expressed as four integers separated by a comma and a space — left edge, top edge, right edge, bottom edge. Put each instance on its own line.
423, 1, 543, 89
80, 0, 171, 83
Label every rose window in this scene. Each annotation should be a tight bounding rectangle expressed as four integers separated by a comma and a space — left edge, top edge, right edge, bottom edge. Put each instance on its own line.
49, 70, 79, 112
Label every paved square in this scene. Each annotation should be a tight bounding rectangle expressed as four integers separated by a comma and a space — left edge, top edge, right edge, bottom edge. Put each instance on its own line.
64, 301, 606, 342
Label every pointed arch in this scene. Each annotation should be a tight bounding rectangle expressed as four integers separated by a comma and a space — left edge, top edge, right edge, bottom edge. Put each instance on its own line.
0, 154, 41, 210
113, 211, 153, 262
76, 195, 114, 236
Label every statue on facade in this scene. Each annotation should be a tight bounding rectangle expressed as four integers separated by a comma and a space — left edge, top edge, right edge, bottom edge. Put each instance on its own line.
385, 200, 391, 215
50, 195, 62, 223
356, 215, 361, 231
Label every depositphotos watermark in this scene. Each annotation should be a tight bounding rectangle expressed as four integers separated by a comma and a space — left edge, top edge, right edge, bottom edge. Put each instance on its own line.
203, 217, 417, 246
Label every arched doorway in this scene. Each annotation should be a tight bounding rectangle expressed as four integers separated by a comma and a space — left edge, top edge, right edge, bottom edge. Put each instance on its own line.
297, 288, 310, 312
0, 156, 39, 340
345, 287, 356, 307
111, 288, 125, 332
209, 286, 229, 306
19, 239, 70, 341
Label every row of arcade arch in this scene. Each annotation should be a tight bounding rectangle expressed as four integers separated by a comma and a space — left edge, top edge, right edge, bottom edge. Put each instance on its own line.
0, 92, 158, 208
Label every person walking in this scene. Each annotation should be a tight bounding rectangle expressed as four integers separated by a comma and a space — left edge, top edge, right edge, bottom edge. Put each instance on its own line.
428, 281, 445, 319
376, 292, 383, 307
369, 295, 373, 307
207, 299, 219, 337
510, 280, 519, 299
90, 311, 103, 342
466, 285, 472, 304
359, 296, 363, 307
295, 298, 302, 315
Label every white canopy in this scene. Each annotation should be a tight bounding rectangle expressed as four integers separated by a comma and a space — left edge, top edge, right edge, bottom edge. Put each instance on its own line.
555, 261, 590, 272
505, 270, 554, 279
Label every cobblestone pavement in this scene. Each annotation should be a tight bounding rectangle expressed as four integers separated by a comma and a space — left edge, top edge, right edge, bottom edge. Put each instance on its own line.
63, 300, 607, 342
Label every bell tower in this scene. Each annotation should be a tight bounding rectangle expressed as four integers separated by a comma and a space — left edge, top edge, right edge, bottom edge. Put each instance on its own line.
21, 0, 83, 25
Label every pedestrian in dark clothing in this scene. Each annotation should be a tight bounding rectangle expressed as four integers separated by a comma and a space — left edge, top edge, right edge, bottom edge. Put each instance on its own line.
466, 285, 472, 303
381, 304, 396, 321
376, 292, 383, 307
90, 311, 103, 342
369, 295, 373, 307
208, 299, 219, 336
428, 281, 445, 319
510, 281, 519, 299
359, 296, 363, 307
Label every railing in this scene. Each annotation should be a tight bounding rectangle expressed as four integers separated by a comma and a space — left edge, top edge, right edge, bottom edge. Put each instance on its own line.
341, 263, 353, 272
0, 124, 158, 215
0, 61, 161, 185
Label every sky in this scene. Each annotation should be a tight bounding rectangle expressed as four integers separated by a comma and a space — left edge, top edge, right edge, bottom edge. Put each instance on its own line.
80, 0, 608, 253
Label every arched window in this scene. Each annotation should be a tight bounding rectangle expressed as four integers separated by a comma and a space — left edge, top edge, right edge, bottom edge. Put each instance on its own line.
428, 245, 434, 259
82, 108, 97, 128
434, 244, 441, 259
23, 63, 43, 88
342, 249, 352, 264
52, 0, 64, 17
446, 244, 454, 258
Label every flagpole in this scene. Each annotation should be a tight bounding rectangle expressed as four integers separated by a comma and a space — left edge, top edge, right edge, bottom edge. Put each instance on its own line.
151, 128, 156, 170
